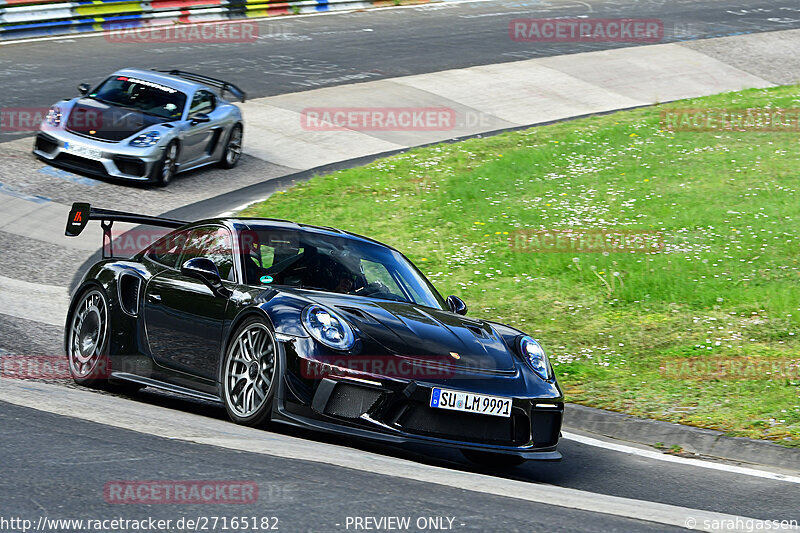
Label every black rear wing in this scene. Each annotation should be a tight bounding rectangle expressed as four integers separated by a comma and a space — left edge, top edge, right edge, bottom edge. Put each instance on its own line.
158, 69, 247, 102
65, 202, 187, 258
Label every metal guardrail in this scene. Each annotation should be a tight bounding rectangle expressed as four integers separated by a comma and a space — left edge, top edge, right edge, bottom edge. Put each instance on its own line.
0, 0, 387, 40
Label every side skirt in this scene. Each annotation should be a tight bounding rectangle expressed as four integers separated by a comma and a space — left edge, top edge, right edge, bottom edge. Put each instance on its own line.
110, 372, 223, 403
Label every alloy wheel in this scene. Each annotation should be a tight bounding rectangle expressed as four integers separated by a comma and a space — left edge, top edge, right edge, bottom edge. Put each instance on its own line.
161, 143, 177, 183
67, 289, 108, 379
226, 127, 242, 166
224, 322, 276, 418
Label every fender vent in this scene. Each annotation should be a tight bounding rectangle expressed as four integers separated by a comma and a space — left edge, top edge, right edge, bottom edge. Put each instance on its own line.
206, 128, 223, 155
118, 272, 142, 317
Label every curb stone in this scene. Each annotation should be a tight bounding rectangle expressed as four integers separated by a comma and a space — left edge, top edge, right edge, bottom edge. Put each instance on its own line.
563, 403, 800, 471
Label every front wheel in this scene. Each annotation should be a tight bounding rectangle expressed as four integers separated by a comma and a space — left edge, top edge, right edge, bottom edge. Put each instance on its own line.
460, 449, 526, 468
66, 287, 110, 387
219, 124, 243, 169
221, 318, 278, 426
151, 141, 178, 187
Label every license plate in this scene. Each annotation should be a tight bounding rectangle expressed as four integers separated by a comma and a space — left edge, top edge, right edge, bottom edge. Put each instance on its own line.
430, 388, 511, 418
64, 141, 102, 160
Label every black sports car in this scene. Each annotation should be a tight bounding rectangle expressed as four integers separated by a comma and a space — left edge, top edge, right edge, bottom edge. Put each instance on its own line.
65, 203, 564, 466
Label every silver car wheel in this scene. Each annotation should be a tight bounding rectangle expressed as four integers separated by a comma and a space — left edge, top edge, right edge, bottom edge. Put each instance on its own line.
224, 322, 276, 418
162, 143, 177, 183
68, 289, 108, 378
225, 127, 242, 166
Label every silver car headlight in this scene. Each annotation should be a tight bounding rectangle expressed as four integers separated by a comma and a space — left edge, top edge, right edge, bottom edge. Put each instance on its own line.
519, 335, 551, 380
130, 131, 161, 147
302, 304, 355, 351
45, 105, 62, 127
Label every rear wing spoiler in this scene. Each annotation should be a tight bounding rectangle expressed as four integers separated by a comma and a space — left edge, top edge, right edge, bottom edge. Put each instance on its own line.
65, 202, 187, 258
157, 69, 247, 103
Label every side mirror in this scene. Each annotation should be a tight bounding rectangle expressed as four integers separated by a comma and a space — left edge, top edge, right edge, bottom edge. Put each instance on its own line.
181, 257, 230, 297
446, 295, 468, 315
78, 83, 91, 96
190, 113, 211, 125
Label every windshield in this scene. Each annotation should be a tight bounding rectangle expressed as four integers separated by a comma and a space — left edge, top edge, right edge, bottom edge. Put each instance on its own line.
89, 75, 187, 120
240, 228, 447, 310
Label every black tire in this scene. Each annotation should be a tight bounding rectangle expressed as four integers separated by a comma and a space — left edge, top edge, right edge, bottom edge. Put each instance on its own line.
221, 317, 278, 426
151, 141, 178, 187
460, 449, 526, 468
65, 287, 111, 387
219, 124, 243, 169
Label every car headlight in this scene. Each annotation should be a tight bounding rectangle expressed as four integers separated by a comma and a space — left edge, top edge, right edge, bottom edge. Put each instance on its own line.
45, 105, 62, 127
130, 131, 161, 147
302, 304, 355, 351
519, 336, 551, 380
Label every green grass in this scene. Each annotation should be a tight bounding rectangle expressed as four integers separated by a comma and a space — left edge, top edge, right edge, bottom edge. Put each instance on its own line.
243, 85, 800, 445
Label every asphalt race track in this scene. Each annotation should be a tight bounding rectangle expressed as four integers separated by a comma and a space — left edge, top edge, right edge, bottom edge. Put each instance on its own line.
3, 0, 800, 139
2, 0, 800, 531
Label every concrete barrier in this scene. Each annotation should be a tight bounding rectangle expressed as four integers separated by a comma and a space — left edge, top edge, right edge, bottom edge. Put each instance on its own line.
0, 0, 400, 40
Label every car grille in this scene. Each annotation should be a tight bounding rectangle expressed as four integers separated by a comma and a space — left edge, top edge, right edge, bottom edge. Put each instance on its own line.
397, 405, 530, 446
35, 133, 58, 154
323, 383, 384, 419
113, 155, 146, 177
55, 153, 107, 176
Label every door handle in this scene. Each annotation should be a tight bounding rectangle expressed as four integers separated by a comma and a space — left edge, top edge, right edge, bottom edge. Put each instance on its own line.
147, 293, 162, 303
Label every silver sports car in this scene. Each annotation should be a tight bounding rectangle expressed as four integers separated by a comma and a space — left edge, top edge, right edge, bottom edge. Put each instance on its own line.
33, 68, 246, 186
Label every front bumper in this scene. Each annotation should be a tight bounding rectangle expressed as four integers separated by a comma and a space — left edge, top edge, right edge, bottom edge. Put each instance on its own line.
276, 339, 564, 460
33, 130, 163, 181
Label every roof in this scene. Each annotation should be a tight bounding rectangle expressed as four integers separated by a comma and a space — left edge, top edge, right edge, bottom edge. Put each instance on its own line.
226, 217, 397, 252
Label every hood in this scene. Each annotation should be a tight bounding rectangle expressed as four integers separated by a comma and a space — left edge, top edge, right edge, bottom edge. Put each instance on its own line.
310, 294, 518, 373
65, 98, 164, 142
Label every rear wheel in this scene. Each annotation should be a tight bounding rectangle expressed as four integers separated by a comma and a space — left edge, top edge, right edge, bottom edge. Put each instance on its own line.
460, 449, 526, 468
219, 124, 242, 169
66, 288, 110, 387
222, 318, 278, 426
152, 141, 178, 187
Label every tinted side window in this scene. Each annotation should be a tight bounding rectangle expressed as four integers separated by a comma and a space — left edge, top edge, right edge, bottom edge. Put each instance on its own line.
188, 90, 215, 117
184, 226, 235, 281
146, 230, 189, 269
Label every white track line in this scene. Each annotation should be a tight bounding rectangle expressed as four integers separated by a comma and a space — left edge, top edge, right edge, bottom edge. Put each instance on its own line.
563, 431, 800, 484
215, 197, 267, 217
0, 275, 68, 327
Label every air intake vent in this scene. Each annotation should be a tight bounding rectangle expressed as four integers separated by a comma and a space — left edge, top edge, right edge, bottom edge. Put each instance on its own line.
465, 324, 486, 337
323, 383, 383, 419
337, 307, 378, 324
118, 272, 142, 316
